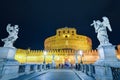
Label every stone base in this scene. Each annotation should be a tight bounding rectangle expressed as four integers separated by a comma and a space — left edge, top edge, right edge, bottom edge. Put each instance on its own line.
0, 59, 19, 80
94, 45, 120, 80
97, 45, 118, 61
95, 45, 120, 67
0, 47, 16, 60
94, 60, 120, 67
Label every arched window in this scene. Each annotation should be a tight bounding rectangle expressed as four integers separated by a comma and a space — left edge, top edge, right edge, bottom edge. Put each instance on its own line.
68, 30, 69, 33
72, 31, 74, 35
65, 35, 68, 38
58, 31, 61, 36
63, 30, 65, 33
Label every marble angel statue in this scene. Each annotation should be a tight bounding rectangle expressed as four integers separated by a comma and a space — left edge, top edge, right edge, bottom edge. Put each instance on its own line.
1, 24, 19, 48
91, 17, 112, 47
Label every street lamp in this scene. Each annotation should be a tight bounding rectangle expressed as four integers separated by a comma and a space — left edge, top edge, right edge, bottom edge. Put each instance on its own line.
75, 51, 78, 70
75, 51, 78, 64
52, 54, 55, 61
43, 50, 47, 70
43, 50, 47, 64
52, 54, 56, 69
78, 50, 83, 64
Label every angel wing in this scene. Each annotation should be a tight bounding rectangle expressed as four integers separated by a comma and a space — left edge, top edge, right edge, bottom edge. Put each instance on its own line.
6, 24, 14, 34
102, 17, 112, 32
107, 24, 112, 32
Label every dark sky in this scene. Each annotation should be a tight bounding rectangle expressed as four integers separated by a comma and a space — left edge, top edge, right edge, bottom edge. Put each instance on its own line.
0, 0, 120, 50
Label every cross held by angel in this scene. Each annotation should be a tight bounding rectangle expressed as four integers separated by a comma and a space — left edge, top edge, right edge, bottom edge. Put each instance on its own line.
91, 17, 112, 47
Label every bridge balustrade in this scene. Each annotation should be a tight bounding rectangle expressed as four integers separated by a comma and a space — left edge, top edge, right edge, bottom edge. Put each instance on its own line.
75, 63, 120, 80
111, 67, 120, 80
75, 64, 95, 79
18, 65, 25, 73
0, 63, 51, 80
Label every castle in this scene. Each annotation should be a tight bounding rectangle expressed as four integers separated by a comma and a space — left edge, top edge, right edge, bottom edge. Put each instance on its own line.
15, 27, 120, 66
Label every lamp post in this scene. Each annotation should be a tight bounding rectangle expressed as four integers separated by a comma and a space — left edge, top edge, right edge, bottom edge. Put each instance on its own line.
43, 50, 47, 69
52, 54, 55, 61
52, 54, 55, 69
75, 51, 78, 70
43, 50, 47, 64
79, 50, 83, 64
75, 51, 78, 64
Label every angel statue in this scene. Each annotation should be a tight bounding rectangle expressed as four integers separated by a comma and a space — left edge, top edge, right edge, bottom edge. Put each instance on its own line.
91, 17, 112, 47
1, 24, 19, 48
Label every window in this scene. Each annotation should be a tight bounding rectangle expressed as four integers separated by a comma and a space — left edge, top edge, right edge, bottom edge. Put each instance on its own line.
72, 31, 74, 35
65, 35, 68, 38
58, 31, 61, 36
59, 31, 61, 33
63, 30, 65, 33
68, 30, 69, 33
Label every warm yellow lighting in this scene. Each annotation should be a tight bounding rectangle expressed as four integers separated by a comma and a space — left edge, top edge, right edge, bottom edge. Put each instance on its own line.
15, 27, 117, 66
68, 59, 71, 62
43, 50, 47, 56
78, 50, 83, 56
44, 27, 92, 50
57, 56, 60, 60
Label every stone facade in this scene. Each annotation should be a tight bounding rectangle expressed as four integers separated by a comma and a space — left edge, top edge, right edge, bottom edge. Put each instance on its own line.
44, 27, 92, 50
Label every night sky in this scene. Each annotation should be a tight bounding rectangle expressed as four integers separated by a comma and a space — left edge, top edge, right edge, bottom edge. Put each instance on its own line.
0, 0, 120, 50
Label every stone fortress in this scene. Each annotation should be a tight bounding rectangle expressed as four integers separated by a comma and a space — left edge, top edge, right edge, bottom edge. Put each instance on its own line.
15, 27, 120, 66
44, 27, 92, 50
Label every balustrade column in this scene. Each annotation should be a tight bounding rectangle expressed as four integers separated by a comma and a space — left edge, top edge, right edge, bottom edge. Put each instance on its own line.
88, 64, 92, 76
34, 64, 38, 72
25, 64, 30, 74
40, 64, 43, 71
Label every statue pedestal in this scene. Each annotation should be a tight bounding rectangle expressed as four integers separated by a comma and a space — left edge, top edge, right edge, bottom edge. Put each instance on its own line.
95, 45, 119, 66
97, 45, 117, 61
0, 59, 19, 80
94, 45, 120, 80
0, 47, 19, 80
0, 47, 16, 59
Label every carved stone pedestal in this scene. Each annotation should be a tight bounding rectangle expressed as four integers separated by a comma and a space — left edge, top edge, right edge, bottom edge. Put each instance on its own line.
0, 47, 16, 59
0, 47, 19, 80
94, 45, 120, 80
0, 59, 19, 80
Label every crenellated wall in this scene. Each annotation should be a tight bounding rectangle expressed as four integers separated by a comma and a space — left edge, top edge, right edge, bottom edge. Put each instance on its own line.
15, 49, 98, 65
15, 45, 120, 65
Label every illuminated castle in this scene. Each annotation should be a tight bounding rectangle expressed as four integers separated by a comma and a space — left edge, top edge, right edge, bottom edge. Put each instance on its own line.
45, 27, 92, 50
15, 27, 120, 66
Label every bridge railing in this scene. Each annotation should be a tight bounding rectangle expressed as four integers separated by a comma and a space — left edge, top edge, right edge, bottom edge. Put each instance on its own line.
75, 63, 120, 80
0, 62, 51, 80
75, 64, 95, 79
0, 64, 3, 79
18, 63, 50, 74
111, 67, 120, 80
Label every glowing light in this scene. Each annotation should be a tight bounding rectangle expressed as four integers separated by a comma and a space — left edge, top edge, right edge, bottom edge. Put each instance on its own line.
57, 56, 60, 60
78, 50, 83, 56
43, 50, 47, 56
